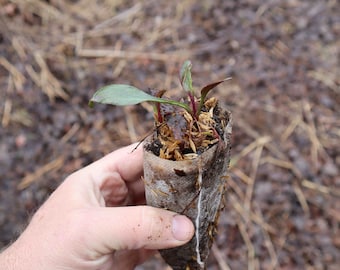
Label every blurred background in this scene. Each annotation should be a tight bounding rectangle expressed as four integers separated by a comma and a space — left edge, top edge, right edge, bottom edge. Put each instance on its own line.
0, 0, 339, 269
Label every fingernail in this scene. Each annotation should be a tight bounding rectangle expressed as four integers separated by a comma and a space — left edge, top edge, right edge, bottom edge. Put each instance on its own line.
172, 215, 194, 241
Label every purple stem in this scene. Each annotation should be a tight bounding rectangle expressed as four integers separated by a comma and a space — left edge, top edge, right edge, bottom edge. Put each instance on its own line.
157, 103, 163, 123
188, 93, 197, 119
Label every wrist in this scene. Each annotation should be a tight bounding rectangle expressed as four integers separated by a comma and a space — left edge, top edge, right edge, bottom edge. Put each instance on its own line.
0, 239, 48, 270
0, 243, 20, 270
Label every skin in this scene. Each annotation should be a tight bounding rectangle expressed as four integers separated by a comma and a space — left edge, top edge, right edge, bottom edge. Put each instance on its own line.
0, 143, 194, 270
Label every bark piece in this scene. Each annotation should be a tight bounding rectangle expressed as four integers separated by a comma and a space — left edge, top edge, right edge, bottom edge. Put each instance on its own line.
143, 107, 232, 270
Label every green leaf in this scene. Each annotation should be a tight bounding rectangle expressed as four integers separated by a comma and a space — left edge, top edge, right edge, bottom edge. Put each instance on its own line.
89, 84, 191, 112
180, 60, 193, 93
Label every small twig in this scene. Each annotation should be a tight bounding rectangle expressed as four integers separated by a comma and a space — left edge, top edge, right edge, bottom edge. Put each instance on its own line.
212, 244, 231, 270
94, 3, 142, 29
0, 56, 26, 91
305, 198, 340, 222
2, 98, 12, 128
293, 181, 310, 215
25, 54, 69, 103
303, 100, 329, 162
230, 136, 271, 168
280, 115, 301, 142
76, 28, 187, 64
180, 189, 201, 215
112, 59, 127, 78
1, 76, 14, 127
237, 218, 259, 270
18, 156, 64, 190
11, 37, 27, 60
77, 48, 188, 62
60, 123, 80, 144
270, 40, 289, 59
302, 179, 340, 196
34, 52, 69, 102
307, 69, 339, 93
130, 129, 154, 153
244, 138, 267, 214
233, 117, 260, 139
226, 173, 245, 200
229, 193, 276, 234
254, 204, 279, 270
124, 107, 138, 143
260, 155, 310, 215
260, 156, 303, 179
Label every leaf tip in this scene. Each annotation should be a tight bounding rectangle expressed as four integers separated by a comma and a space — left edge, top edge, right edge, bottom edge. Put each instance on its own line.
88, 100, 95, 108
223, 77, 232, 82
180, 60, 194, 93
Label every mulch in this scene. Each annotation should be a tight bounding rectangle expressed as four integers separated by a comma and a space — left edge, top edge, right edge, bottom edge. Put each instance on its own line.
0, 0, 339, 269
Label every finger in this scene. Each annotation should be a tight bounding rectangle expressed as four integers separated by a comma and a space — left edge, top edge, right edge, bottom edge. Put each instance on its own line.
104, 143, 144, 182
79, 206, 194, 253
85, 167, 145, 206
63, 143, 144, 206
80, 143, 144, 186
98, 174, 145, 206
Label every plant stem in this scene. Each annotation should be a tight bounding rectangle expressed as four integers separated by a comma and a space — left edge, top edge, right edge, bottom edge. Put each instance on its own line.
188, 93, 197, 119
157, 103, 163, 123
198, 97, 204, 117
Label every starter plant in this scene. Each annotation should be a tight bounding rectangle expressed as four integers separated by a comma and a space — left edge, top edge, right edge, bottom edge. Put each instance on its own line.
89, 61, 232, 270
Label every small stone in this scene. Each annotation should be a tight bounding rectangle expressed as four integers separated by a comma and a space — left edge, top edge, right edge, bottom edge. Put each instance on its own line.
15, 134, 27, 148
322, 162, 338, 177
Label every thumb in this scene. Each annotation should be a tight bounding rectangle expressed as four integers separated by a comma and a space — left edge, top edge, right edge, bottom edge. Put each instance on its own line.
81, 206, 194, 252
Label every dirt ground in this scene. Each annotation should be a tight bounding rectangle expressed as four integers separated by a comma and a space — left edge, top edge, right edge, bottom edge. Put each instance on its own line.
0, 0, 339, 269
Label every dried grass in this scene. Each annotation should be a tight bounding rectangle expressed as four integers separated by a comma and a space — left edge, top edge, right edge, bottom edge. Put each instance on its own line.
1, 0, 339, 268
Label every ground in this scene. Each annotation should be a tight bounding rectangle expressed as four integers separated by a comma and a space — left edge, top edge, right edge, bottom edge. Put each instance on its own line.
0, 0, 339, 269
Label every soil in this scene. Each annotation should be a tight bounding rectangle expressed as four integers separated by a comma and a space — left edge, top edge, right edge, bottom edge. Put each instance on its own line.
0, 1, 339, 269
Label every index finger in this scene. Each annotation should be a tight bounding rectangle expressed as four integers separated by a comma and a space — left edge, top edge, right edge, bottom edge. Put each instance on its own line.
84, 143, 144, 184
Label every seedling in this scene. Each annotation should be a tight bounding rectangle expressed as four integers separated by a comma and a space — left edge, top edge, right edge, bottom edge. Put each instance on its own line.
89, 61, 229, 120
89, 60, 230, 160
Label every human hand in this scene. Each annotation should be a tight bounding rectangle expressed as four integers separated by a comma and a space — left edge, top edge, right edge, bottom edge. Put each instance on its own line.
0, 143, 194, 270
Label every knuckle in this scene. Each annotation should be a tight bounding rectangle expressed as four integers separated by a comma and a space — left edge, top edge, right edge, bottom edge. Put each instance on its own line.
140, 206, 171, 244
